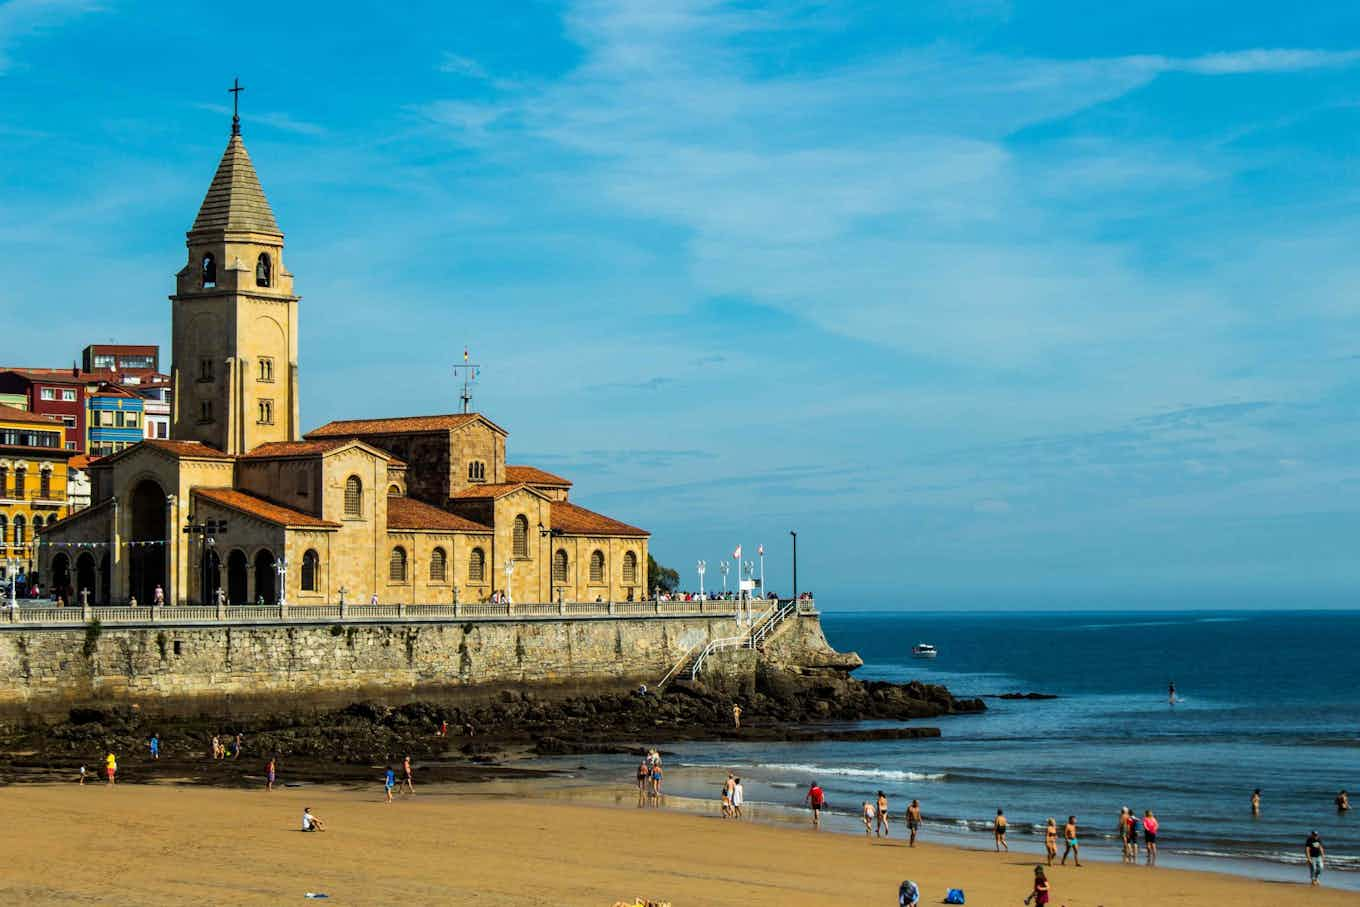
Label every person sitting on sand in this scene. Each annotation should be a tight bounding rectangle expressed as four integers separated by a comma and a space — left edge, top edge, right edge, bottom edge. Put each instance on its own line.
302, 807, 325, 832
906, 799, 922, 847
1061, 816, 1080, 866
994, 808, 1008, 852
1045, 817, 1058, 865
1024, 866, 1050, 906
898, 879, 920, 906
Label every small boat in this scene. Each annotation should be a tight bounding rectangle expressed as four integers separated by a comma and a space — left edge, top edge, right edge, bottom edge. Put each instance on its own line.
911, 643, 938, 659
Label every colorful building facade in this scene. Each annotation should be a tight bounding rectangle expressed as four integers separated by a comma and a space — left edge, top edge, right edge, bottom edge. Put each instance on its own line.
0, 404, 70, 583
0, 369, 86, 453
86, 383, 145, 458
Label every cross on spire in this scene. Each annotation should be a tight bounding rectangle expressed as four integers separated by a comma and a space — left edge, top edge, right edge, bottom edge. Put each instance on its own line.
229, 77, 245, 136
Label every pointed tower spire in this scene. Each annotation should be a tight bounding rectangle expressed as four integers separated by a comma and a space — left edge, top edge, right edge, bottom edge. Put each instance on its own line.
189, 133, 281, 237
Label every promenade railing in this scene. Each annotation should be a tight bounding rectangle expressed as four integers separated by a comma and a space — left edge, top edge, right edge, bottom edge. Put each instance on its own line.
0, 597, 814, 628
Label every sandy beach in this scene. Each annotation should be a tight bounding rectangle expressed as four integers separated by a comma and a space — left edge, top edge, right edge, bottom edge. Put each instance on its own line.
0, 781, 1353, 905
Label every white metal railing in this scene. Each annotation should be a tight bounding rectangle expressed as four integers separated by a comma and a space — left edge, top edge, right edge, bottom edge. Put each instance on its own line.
1, 597, 809, 630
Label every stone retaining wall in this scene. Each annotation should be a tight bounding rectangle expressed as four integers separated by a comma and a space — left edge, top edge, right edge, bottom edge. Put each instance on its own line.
0, 614, 811, 718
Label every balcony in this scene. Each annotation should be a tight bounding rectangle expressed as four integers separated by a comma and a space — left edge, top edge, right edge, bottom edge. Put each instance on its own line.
0, 490, 66, 507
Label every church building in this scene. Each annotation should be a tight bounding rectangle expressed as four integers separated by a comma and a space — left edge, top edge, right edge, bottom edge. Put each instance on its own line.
38, 115, 649, 607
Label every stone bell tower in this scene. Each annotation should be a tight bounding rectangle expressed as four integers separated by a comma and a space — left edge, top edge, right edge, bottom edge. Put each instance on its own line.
169, 105, 301, 454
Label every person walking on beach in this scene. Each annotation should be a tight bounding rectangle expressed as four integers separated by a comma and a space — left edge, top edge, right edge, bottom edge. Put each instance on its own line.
148, 734, 159, 761
732, 777, 744, 818
732, 703, 742, 731
650, 759, 664, 802
1305, 831, 1325, 886
876, 791, 890, 838
805, 781, 826, 829
1024, 866, 1050, 906
402, 755, 415, 796
721, 783, 733, 818
994, 808, 1009, 852
1044, 818, 1058, 866
862, 800, 875, 837
233, 733, 243, 759
302, 807, 325, 832
384, 767, 396, 803
1251, 788, 1261, 816
1061, 816, 1080, 866
79, 765, 86, 786
266, 757, 276, 792
906, 799, 922, 847
636, 759, 649, 804
1142, 810, 1159, 865
1337, 790, 1350, 813
1117, 808, 1132, 863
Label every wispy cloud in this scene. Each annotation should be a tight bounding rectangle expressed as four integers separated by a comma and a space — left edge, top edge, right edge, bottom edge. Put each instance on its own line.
0, 0, 100, 74
438, 52, 488, 79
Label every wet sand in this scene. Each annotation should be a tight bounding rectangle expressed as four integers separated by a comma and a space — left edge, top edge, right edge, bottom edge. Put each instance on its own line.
0, 781, 1352, 905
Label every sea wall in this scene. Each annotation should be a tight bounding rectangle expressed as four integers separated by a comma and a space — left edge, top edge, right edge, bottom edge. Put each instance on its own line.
0, 614, 807, 719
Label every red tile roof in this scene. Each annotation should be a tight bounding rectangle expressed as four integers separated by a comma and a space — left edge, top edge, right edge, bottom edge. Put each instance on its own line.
505, 465, 572, 487
387, 497, 491, 532
193, 488, 339, 528
241, 439, 352, 458
450, 482, 535, 501
0, 403, 62, 426
306, 413, 506, 438
550, 501, 648, 537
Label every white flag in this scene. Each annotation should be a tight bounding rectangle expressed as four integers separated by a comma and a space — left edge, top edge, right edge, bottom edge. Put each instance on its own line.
733, 545, 742, 560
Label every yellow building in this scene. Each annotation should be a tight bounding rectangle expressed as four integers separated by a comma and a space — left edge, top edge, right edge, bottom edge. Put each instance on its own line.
0, 404, 70, 584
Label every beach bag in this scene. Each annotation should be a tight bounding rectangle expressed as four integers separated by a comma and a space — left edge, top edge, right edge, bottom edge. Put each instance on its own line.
944, 889, 965, 905
898, 880, 919, 905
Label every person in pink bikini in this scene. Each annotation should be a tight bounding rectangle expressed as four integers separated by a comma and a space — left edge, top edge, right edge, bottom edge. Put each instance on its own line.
1142, 810, 1160, 865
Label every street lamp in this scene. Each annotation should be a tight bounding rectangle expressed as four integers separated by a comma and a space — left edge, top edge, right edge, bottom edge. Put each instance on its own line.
719, 560, 729, 597
503, 558, 515, 605
275, 555, 288, 607
789, 530, 798, 601
696, 560, 706, 598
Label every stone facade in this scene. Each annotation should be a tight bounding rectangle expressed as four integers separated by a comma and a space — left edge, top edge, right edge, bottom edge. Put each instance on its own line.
0, 613, 783, 717
37, 120, 651, 608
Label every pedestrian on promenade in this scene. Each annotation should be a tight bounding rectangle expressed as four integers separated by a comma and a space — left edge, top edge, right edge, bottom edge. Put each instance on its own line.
994, 808, 1009, 852
1061, 816, 1080, 866
805, 781, 826, 829
906, 799, 922, 847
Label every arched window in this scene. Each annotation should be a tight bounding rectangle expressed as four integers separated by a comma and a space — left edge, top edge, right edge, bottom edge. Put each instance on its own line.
256, 252, 272, 288
0, 466, 6, 495
467, 460, 486, 482
39, 469, 50, 499
552, 549, 568, 584
301, 549, 319, 592
201, 253, 217, 287
13, 466, 25, 497
623, 551, 638, 584
589, 550, 605, 584
389, 546, 407, 582
513, 514, 529, 558
388, 484, 401, 496
429, 547, 447, 581
31, 516, 43, 533
0, 515, 6, 543
344, 475, 362, 517
469, 547, 485, 582
13, 515, 25, 547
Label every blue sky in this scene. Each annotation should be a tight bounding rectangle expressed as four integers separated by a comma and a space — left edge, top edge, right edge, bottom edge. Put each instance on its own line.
3, 0, 1360, 608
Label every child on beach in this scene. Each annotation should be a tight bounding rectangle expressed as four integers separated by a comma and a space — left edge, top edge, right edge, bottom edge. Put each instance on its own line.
302, 807, 325, 832
1044, 818, 1058, 865
906, 799, 922, 847
993, 808, 1008, 852
862, 800, 875, 837
105, 752, 117, 786
1024, 866, 1050, 905
384, 767, 396, 803
721, 785, 732, 818
875, 791, 890, 838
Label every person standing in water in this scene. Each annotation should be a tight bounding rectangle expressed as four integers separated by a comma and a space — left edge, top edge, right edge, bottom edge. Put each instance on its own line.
862, 800, 876, 837
994, 808, 1009, 852
1336, 790, 1350, 813
1251, 788, 1261, 816
804, 781, 826, 829
732, 777, 744, 818
1168, 680, 1176, 705
1061, 816, 1080, 866
876, 791, 890, 838
1117, 808, 1133, 863
1142, 810, 1159, 866
906, 799, 922, 847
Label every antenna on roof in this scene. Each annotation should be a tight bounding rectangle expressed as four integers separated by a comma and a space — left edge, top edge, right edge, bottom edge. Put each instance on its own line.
453, 347, 481, 414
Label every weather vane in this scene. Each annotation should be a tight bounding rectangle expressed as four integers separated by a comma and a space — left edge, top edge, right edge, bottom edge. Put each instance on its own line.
453, 347, 481, 414
229, 77, 245, 136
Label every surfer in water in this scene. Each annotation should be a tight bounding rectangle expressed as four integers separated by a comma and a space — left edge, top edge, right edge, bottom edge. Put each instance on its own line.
1168, 680, 1176, 706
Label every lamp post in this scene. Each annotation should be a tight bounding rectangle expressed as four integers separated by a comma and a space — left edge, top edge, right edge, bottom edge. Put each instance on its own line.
6, 556, 16, 610
275, 555, 288, 607
757, 544, 765, 598
696, 560, 706, 598
789, 530, 798, 601
719, 560, 729, 597
503, 558, 515, 605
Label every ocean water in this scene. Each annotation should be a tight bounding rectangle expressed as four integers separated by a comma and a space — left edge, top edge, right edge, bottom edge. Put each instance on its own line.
608, 610, 1360, 887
